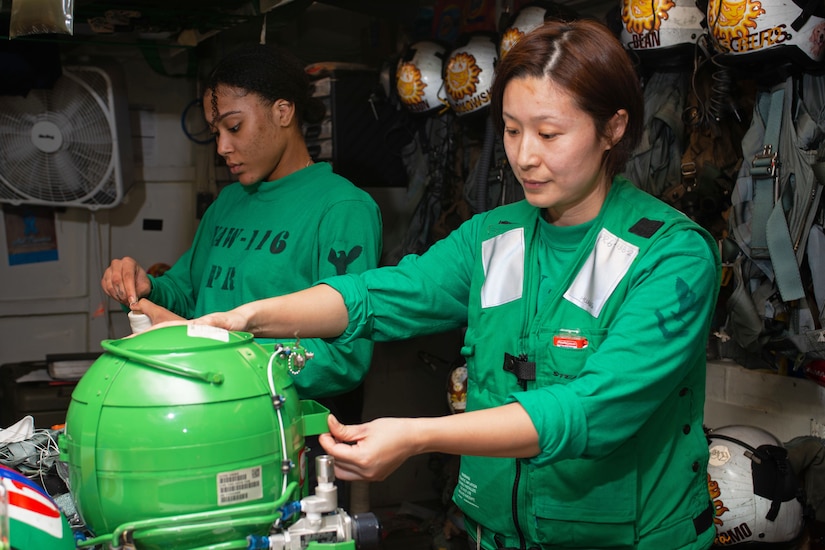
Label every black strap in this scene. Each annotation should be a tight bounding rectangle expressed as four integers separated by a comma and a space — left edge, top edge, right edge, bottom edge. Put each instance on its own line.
503, 353, 535, 383
791, 0, 819, 31
751, 444, 798, 521
694, 502, 714, 535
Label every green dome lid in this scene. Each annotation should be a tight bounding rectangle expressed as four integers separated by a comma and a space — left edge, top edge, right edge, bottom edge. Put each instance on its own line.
72, 325, 291, 407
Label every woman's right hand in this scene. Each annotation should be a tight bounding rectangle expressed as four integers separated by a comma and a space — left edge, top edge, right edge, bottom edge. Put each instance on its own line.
318, 415, 419, 482
101, 256, 151, 306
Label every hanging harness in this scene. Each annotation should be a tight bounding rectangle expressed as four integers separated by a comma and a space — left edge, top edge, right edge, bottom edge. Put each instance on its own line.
725, 73, 825, 364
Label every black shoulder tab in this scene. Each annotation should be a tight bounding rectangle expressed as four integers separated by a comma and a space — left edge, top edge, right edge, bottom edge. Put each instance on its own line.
629, 218, 665, 238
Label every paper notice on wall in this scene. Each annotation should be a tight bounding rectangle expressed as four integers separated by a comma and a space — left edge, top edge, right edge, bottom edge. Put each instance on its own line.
3, 205, 59, 265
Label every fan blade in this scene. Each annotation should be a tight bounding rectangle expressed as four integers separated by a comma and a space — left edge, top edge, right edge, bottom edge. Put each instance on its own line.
0, 65, 127, 208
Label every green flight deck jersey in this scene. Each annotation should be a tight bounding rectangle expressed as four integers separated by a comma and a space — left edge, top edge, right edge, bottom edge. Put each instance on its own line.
323, 177, 720, 549
148, 162, 382, 399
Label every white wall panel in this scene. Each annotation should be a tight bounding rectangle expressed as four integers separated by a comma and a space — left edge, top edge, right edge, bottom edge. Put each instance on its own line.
705, 359, 825, 442
109, 181, 197, 270
0, 313, 89, 365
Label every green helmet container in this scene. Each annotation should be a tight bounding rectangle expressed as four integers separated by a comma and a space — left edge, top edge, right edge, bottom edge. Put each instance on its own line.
60, 325, 328, 549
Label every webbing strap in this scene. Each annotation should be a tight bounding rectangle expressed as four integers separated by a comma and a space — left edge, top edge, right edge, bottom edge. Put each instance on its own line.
751, 179, 774, 259
749, 83, 807, 301
763, 81, 807, 302
750, 87, 784, 259
767, 182, 805, 301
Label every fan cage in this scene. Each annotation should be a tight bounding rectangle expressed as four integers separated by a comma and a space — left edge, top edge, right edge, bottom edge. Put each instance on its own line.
0, 65, 134, 210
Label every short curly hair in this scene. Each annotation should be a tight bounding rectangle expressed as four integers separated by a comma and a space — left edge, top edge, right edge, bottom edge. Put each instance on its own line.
203, 43, 326, 127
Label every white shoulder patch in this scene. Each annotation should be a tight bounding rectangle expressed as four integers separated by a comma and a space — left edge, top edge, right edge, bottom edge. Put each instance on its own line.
563, 228, 638, 317
481, 227, 524, 308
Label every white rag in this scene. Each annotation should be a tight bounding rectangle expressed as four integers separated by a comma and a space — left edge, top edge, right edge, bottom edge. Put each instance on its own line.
0, 416, 34, 443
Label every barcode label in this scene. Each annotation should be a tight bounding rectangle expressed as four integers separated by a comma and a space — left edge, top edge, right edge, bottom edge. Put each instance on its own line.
217, 466, 263, 506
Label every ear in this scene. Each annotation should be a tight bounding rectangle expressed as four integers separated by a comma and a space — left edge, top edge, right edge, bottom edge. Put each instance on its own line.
606, 109, 629, 148
272, 99, 296, 127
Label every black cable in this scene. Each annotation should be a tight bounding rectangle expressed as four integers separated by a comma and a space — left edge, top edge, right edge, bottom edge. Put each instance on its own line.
512, 459, 527, 549
707, 432, 758, 454
180, 98, 215, 145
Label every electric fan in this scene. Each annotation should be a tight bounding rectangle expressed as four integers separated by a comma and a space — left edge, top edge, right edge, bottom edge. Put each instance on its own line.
0, 65, 134, 210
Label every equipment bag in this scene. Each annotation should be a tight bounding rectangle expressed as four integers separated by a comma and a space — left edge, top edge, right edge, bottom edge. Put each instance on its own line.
624, 60, 754, 243
678, 61, 755, 241
724, 73, 825, 367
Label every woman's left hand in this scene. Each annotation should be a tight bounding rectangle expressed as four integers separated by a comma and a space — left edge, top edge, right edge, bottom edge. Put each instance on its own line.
191, 309, 250, 332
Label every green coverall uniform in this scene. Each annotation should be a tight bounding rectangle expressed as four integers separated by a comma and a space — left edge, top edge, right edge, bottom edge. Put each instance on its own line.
324, 177, 720, 549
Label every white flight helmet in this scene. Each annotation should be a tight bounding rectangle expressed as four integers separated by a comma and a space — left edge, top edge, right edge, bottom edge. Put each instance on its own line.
706, 425, 804, 546
499, 2, 579, 59
396, 40, 448, 115
619, 0, 706, 67
707, 0, 825, 70
443, 33, 498, 117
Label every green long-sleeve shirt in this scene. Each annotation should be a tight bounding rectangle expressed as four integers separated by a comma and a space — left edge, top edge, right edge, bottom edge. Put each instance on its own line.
322, 178, 719, 549
149, 162, 382, 398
